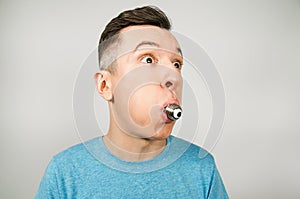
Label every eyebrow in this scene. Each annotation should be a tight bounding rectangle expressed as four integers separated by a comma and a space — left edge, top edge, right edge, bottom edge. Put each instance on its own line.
134, 41, 182, 56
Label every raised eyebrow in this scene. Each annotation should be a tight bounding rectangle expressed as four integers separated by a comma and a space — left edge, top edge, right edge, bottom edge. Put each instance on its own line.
134, 41, 183, 57
177, 47, 183, 56
134, 41, 160, 51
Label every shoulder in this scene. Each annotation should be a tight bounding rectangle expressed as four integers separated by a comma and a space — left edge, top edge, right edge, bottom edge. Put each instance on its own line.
50, 137, 98, 168
167, 136, 221, 190
169, 135, 216, 170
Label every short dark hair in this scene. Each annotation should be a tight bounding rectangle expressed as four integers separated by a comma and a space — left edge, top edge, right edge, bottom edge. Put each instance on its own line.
98, 6, 172, 71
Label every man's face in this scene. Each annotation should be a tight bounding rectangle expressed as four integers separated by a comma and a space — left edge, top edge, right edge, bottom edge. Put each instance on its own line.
108, 25, 183, 139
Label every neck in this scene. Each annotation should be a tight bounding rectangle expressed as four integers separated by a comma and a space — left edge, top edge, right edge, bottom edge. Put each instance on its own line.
103, 124, 167, 162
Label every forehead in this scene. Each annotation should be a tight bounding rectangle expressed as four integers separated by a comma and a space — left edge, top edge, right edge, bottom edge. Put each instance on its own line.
118, 25, 181, 55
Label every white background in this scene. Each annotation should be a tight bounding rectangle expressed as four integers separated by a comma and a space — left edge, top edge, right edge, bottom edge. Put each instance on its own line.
1, 0, 300, 198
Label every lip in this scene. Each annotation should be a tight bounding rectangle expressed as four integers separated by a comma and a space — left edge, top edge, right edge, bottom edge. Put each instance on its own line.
162, 111, 173, 123
162, 99, 180, 109
161, 99, 180, 123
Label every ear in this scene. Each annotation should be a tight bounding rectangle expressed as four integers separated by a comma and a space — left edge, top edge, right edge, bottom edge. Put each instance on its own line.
94, 71, 113, 101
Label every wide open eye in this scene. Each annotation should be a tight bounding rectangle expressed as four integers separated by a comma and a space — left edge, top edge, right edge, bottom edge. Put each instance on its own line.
141, 55, 155, 64
173, 61, 182, 69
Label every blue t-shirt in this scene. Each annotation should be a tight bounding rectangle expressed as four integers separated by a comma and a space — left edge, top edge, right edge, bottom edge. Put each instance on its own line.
36, 136, 229, 198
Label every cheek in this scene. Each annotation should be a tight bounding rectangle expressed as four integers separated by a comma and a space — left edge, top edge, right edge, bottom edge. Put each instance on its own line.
128, 85, 161, 124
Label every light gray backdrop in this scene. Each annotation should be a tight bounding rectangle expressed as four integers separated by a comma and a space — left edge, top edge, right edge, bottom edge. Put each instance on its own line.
1, 0, 299, 198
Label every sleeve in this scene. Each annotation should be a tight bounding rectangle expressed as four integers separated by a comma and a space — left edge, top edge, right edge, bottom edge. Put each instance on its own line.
35, 157, 61, 199
207, 161, 229, 199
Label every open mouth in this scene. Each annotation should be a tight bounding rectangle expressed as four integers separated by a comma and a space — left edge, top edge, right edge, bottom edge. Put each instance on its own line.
161, 100, 182, 123
162, 111, 173, 123
164, 104, 182, 120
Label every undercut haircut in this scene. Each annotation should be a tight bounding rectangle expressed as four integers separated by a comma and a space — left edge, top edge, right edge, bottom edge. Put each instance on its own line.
98, 6, 172, 72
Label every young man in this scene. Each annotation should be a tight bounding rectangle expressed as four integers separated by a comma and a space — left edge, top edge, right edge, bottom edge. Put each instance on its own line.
36, 6, 229, 198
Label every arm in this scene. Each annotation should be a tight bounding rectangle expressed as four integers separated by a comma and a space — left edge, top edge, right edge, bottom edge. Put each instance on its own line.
207, 162, 229, 199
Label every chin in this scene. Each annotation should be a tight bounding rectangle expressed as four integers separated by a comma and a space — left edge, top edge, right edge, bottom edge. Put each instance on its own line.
149, 123, 174, 140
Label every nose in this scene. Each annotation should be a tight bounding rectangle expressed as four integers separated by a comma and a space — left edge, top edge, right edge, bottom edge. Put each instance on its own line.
156, 60, 182, 97
159, 56, 181, 88
161, 75, 178, 91
165, 81, 173, 88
